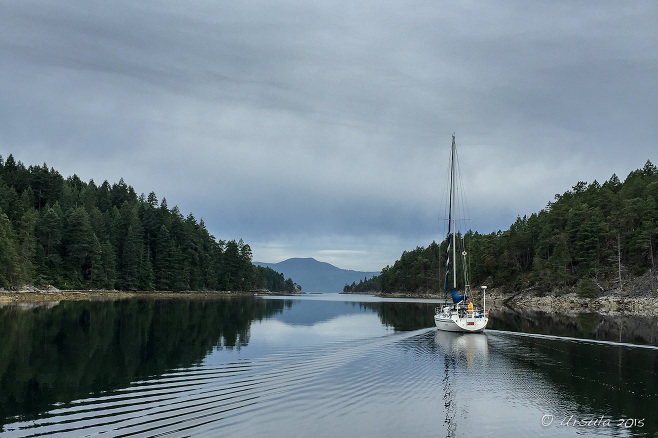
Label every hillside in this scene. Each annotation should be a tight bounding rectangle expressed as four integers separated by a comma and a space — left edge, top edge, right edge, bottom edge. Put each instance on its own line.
346, 160, 658, 298
0, 154, 295, 293
254, 258, 379, 293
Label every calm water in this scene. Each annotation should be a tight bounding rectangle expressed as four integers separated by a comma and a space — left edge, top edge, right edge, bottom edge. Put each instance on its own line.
1, 294, 657, 437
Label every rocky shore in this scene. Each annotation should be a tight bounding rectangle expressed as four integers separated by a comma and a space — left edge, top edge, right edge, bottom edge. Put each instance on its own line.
364, 285, 658, 316
484, 272, 658, 315
4, 284, 658, 316
498, 293, 658, 316
0, 285, 284, 305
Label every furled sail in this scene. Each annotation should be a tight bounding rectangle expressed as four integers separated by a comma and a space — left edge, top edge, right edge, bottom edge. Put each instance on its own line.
451, 288, 465, 304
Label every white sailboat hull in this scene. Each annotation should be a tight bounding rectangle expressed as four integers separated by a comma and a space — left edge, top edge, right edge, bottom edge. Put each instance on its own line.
434, 313, 488, 333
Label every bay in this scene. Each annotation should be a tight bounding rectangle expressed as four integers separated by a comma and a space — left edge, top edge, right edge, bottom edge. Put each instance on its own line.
0, 294, 656, 437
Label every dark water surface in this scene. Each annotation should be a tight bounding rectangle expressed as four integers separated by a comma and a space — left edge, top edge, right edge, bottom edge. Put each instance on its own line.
0, 294, 657, 437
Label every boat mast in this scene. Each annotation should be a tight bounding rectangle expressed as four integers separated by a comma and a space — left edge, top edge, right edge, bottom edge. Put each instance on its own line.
451, 134, 457, 291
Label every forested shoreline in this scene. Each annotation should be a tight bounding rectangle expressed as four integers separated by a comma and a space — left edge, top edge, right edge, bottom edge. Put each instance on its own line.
0, 154, 297, 293
346, 161, 658, 298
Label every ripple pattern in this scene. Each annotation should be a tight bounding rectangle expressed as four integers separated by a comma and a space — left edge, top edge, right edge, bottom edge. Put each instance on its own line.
2, 329, 449, 438
4, 328, 654, 438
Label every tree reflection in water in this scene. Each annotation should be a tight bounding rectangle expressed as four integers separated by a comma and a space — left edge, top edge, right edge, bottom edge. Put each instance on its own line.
0, 297, 285, 426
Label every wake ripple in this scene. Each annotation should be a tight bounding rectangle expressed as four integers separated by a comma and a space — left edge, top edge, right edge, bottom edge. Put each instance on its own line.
1, 329, 440, 437
490, 329, 658, 350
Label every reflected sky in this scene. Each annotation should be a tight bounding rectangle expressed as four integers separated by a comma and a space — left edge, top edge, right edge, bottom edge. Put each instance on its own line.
204, 296, 395, 364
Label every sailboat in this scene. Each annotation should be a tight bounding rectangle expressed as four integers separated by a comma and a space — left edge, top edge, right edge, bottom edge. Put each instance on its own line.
434, 135, 489, 333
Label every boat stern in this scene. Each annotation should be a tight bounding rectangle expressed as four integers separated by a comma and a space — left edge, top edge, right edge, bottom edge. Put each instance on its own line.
456, 316, 488, 332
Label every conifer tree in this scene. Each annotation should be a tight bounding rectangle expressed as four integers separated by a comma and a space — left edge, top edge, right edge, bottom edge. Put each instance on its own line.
96, 239, 117, 289
121, 222, 143, 291
36, 205, 64, 283
154, 225, 175, 291
0, 210, 20, 287
17, 209, 39, 283
63, 207, 97, 287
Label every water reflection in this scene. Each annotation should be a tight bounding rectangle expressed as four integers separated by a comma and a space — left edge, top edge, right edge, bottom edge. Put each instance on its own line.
488, 331, 658, 437
490, 306, 658, 346
262, 297, 437, 331
434, 331, 489, 369
0, 298, 284, 426
0, 297, 434, 427
1, 296, 656, 437
427, 329, 658, 438
433, 332, 490, 438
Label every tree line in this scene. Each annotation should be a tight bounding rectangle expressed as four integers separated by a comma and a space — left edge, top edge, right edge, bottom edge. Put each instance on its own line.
0, 154, 297, 292
345, 160, 658, 297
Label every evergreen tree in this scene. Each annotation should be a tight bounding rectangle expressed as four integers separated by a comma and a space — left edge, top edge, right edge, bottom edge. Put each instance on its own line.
0, 183, 20, 222
352, 160, 658, 296
63, 207, 98, 287
0, 210, 20, 287
0, 155, 295, 292
139, 242, 155, 291
154, 225, 175, 291
17, 209, 39, 283
96, 239, 117, 289
578, 277, 598, 298
36, 205, 64, 283
115, 202, 143, 290
120, 217, 144, 291
223, 240, 241, 290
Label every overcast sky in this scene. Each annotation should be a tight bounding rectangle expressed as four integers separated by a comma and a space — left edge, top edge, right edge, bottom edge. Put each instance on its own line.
1, 1, 656, 271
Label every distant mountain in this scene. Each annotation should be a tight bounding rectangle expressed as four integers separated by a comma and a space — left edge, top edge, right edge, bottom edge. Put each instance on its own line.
253, 258, 379, 293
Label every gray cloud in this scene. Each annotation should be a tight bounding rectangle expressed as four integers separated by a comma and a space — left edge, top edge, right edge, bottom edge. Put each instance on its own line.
1, 0, 656, 271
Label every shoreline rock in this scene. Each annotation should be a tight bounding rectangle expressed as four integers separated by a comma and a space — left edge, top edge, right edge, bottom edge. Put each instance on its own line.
3, 285, 657, 316
506, 293, 658, 316
0, 287, 303, 305
343, 288, 658, 316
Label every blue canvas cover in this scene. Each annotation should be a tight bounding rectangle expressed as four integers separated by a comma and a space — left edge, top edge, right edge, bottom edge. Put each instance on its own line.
451, 288, 465, 304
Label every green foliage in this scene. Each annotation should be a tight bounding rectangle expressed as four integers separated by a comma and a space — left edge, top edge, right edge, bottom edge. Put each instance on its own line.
577, 277, 598, 298
378, 241, 444, 294
0, 210, 20, 287
343, 275, 381, 292
0, 154, 291, 292
256, 266, 298, 293
350, 160, 658, 295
